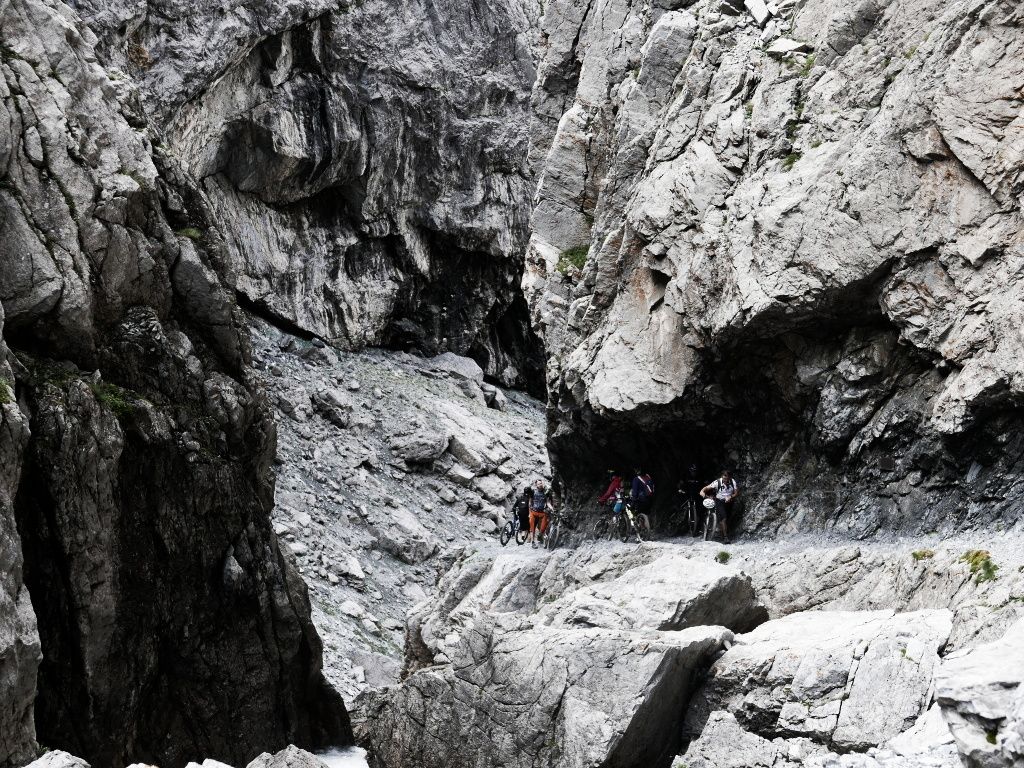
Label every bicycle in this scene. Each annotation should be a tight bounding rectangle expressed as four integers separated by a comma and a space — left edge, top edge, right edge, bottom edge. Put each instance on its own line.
683, 495, 701, 536
499, 509, 529, 546
544, 507, 566, 550
701, 497, 718, 541
619, 499, 649, 544
665, 492, 701, 537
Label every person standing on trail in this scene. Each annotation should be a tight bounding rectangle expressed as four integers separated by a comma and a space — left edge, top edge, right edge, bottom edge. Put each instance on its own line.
631, 467, 655, 519
528, 479, 548, 548
701, 469, 739, 544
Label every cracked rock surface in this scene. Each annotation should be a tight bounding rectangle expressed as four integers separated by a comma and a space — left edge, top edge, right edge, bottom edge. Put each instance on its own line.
684, 608, 953, 751
0, 0, 347, 763
526, 0, 1024, 535
351, 543, 754, 768
75, 0, 545, 390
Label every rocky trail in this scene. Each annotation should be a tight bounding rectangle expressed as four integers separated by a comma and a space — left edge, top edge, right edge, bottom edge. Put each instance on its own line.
249, 317, 548, 698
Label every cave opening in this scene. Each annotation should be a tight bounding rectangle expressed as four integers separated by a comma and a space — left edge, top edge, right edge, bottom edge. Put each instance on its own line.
545, 299, 1024, 537
382, 229, 546, 398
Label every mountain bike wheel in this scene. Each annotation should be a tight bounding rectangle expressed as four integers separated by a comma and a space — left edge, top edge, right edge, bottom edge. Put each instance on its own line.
617, 515, 629, 543
636, 513, 650, 543
703, 509, 718, 542
687, 502, 698, 537
594, 517, 608, 540
515, 521, 528, 545
545, 521, 560, 550
500, 521, 513, 547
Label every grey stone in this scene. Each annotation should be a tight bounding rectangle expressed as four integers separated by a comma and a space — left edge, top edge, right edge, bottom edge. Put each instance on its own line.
525, 0, 1024, 537
744, 0, 773, 26
936, 618, 1024, 768
766, 38, 813, 57
245, 746, 328, 768
23, 752, 91, 768
0, 1, 349, 762
427, 352, 486, 384
686, 609, 953, 750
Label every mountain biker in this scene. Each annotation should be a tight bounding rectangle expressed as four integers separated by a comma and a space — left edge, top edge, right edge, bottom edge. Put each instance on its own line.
512, 486, 531, 533
528, 479, 549, 548
598, 470, 623, 504
679, 464, 702, 501
701, 469, 739, 544
631, 467, 654, 519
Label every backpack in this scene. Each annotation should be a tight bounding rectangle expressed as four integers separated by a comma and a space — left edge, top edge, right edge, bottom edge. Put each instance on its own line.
637, 474, 654, 500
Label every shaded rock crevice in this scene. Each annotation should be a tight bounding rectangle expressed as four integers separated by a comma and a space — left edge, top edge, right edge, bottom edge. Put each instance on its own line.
0, 0, 351, 762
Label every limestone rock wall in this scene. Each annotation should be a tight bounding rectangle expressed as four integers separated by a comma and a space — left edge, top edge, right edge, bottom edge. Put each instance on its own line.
525, 0, 1024, 534
0, 304, 38, 768
75, 0, 545, 391
0, 0, 347, 764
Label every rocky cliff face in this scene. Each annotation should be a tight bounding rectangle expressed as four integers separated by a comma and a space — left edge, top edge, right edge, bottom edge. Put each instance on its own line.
0, 0, 346, 764
525, 0, 1024, 534
74, 0, 544, 391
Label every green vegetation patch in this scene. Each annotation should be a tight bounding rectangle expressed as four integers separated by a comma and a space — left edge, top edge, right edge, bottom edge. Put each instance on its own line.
960, 549, 999, 584
716, 551, 731, 564
175, 227, 204, 241
799, 54, 816, 78
557, 245, 589, 275
0, 378, 12, 405
911, 549, 934, 561
89, 381, 138, 418
782, 152, 802, 171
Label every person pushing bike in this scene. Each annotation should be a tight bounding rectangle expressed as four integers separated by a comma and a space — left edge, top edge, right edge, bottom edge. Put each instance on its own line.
701, 469, 739, 544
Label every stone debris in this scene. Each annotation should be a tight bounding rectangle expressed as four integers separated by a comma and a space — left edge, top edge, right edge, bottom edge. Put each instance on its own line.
765, 37, 813, 56
251, 319, 548, 699
743, 0, 773, 26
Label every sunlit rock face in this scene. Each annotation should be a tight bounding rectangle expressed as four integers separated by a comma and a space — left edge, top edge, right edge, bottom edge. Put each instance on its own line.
75, 0, 545, 391
525, 0, 1024, 535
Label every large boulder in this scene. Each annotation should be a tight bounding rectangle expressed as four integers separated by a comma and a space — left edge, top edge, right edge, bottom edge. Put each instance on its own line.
426, 354, 485, 385
356, 615, 732, 768
685, 609, 953, 751
246, 745, 328, 768
936, 617, 1024, 768
681, 706, 960, 768
354, 543, 766, 768
540, 550, 767, 633
403, 545, 767, 671
22, 753, 91, 768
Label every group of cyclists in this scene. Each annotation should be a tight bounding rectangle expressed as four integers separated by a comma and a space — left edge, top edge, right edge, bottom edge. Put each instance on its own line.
502, 465, 741, 549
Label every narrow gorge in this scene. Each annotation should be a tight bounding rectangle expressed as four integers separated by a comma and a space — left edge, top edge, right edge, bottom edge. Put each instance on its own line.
0, 1, 1021, 768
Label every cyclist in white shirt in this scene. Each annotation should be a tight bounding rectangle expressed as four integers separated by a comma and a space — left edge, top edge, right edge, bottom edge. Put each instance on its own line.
701, 469, 739, 543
